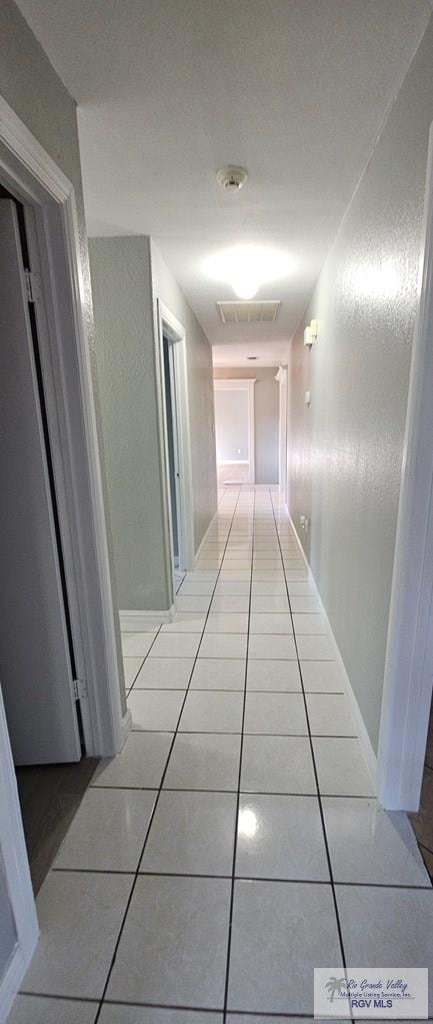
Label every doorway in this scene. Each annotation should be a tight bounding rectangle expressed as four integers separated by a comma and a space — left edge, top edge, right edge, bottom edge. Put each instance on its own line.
275, 365, 288, 508
157, 301, 195, 591
162, 330, 182, 573
0, 190, 98, 892
213, 378, 256, 486
0, 96, 124, 1016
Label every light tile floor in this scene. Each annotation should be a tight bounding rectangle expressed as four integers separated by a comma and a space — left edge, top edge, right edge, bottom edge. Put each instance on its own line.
10, 486, 433, 1023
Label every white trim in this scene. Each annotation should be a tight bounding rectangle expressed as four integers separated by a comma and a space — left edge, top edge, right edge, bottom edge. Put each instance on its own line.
377, 123, 433, 811
0, 94, 123, 761
194, 511, 217, 566
120, 707, 132, 749
288, 515, 377, 788
171, 321, 195, 569
214, 378, 257, 386
0, 96, 72, 202
119, 608, 174, 630
0, 947, 28, 1024
154, 297, 195, 584
0, 687, 39, 1022
275, 365, 288, 506
218, 459, 249, 465
214, 378, 256, 484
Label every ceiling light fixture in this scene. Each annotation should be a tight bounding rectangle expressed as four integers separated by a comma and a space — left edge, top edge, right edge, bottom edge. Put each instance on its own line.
204, 245, 293, 300
216, 165, 248, 191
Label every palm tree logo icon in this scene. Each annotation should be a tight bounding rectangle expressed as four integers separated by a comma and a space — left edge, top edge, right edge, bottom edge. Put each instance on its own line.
325, 976, 346, 1002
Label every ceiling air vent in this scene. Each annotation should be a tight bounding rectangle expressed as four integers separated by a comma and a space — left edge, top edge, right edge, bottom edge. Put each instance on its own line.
217, 300, 281, 324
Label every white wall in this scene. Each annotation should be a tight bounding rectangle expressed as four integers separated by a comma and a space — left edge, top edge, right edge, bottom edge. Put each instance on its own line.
215, 388, 249, 462
89, 237, 170, 612
213, 367, 279, 484
90, 236, 218, 611
151, 241, 218, 551
287, 16, 433, 754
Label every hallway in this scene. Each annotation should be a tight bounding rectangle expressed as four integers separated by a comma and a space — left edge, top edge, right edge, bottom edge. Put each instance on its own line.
11, 487, 433, 1022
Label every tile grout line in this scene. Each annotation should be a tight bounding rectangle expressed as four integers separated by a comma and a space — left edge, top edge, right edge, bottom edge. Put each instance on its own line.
126, 623, 165, 693
128, 687, 346, 694
269, 488, 352, 1015
222, 487, 255, 1022
89, 784, 377, 798
48, 866, 433, 890
92, 488, 243, 1021
131, 729, 357, 738
19, 987, 433, 1019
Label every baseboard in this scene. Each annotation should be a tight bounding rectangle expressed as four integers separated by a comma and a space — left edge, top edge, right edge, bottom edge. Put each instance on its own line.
0, 944, 32, 1024
119, 608, 174, 631
120, 707, 132, 750
194, 511, 217, 567
288, 514, 377, 790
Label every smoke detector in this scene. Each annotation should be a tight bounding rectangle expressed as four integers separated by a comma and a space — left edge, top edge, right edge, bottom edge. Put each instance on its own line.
216, 165, 248, 192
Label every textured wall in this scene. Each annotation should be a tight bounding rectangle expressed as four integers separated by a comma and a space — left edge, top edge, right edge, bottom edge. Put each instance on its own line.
288, 17, 433, 753
214, 368, 279, 484
89, 237, 170, 610
151, 242, 217, 551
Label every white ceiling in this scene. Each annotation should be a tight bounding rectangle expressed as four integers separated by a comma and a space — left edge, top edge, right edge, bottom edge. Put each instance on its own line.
17, 0, 431, 366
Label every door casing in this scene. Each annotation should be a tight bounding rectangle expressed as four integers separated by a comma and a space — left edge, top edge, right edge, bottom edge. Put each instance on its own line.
0, 92, 125, 1019
0, 197, 82, 764
155, 299, 195, 595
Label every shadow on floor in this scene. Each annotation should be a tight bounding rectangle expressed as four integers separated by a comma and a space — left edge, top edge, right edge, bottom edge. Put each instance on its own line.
16, 758, 98, 894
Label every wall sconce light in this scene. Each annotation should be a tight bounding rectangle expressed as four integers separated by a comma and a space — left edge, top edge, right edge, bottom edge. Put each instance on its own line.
304, 319, 318, 347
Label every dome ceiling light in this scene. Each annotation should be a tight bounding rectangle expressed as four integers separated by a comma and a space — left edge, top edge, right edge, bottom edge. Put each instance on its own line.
204, 245, 294, 300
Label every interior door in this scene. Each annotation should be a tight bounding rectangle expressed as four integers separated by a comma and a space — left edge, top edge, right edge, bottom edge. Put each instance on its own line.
0, 199, 81, 765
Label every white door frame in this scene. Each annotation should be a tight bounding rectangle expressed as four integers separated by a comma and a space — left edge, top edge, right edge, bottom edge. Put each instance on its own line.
0, 687, 38, 1023
377, 122, 433, 811
0, 93, 125, 1014
166, 339, 183, 568
214, 378, 256, 484
275, 365, 288, 507
0, 96, 124, 760
156, 299, 195, 584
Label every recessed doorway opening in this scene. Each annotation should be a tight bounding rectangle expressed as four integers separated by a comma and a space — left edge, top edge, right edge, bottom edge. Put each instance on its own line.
213, 378, 256, 486
157, 301, 195, 594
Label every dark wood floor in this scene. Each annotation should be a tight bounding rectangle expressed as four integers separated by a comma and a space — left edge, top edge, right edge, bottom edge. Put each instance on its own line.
410, 702, 433, 881
16, 758, 98, 894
